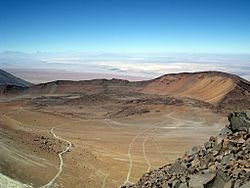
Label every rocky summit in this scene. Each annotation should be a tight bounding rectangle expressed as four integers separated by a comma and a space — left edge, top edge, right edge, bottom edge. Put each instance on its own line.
123, 109, 250, 188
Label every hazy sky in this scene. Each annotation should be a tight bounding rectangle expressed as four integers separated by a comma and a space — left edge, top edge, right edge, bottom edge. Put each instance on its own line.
1, 51, 250, 81
1, 0, 250, 53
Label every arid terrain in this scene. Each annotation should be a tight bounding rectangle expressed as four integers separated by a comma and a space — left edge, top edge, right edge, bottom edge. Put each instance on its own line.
0, 70, 249, 188
124, 109, 250, 188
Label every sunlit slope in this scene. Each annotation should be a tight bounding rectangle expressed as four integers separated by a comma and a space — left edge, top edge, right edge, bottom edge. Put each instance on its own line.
141, 72, 237, 104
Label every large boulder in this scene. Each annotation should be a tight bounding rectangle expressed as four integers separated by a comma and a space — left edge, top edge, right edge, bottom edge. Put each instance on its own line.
228, 109, 250, 133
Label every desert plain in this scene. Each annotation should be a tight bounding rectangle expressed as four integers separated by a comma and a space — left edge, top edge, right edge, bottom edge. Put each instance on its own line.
0, 96, 227, 188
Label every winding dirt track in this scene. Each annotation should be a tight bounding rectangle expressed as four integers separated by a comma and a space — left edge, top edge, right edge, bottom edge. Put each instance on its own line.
122, 126, 155, 186
119, 113, 175, 186
122, 128, 146, 186
101, 173, 109, 188
39, 127, 72, 188
142, 133, 152, 172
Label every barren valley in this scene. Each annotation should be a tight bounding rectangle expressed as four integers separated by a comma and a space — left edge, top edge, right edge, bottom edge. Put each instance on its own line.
0, 70, 249, 188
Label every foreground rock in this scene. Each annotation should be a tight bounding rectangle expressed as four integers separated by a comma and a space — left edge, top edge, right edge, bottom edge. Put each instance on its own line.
123, 109, 250, 188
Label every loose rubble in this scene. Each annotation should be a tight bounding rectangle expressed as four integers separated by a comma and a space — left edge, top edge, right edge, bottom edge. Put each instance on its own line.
123, 109, 250, 188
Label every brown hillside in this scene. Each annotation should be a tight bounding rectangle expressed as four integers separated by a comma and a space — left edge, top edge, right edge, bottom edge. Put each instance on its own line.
2, 71, 249, 112
141, 71, 249, 106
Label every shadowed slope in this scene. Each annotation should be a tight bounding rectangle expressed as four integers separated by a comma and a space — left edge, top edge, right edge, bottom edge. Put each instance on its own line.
0, 69, 33, 87
0, 69, 33, 95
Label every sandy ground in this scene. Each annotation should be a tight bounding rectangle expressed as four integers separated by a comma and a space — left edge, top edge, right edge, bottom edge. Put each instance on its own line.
0, 101, 227, 188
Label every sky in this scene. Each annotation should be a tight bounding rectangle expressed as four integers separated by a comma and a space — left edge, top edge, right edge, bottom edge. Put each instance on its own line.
1, 0, 250, 53
0, 0, 250, 81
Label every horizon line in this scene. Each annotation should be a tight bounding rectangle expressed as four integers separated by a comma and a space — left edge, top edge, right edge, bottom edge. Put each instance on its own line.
1, 50, 250, 56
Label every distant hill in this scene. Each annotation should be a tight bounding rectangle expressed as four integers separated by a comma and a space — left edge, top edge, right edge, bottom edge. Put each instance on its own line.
141, 71, 250, 111
0, 69, 33, 87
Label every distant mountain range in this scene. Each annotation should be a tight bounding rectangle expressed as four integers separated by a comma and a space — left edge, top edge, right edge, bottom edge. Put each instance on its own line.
0, 69, 249, 112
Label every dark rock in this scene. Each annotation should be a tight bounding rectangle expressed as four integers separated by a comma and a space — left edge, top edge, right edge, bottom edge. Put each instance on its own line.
219, 127, 233, 138
172, 179, 181, 188
239, 181, 250, 188
168, 160, 188, 174
228, 110, 250, 133
188, 173, 216, 187
211, 170, 230, 188
234, 179, 241, 188
186, 146, 202, 157
223, 180, 233, 188
179, 183, 188, 188
204, 141, 213, 149
221, 155, 234, 166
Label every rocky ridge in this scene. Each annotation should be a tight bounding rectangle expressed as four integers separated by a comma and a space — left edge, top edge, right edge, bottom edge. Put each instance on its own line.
123, 109, 250, 188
